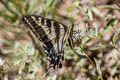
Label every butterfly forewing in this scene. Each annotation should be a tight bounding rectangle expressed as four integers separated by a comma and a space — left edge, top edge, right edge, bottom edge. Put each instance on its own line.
22, 15, 67, 52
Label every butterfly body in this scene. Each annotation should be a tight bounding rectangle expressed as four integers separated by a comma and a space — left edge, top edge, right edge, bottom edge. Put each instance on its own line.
22, 15, 73, 69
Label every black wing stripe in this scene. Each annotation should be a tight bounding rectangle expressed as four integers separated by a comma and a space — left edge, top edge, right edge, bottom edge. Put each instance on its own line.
46, 19, 52, 34
54, 21, 60, 53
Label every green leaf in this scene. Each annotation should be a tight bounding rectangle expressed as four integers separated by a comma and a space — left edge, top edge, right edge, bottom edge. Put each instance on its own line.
67, 4, 75, 12
91, 7, 103, 17
110, 66, 117, 76
94, 58, 102, 77
112, 32, 119, 46
105, 18, 116, 29
85, 9, 93, 21
90, 45, 106, 50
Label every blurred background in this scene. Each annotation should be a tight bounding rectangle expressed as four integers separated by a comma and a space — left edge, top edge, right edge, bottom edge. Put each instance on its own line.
0, 0, 120, 80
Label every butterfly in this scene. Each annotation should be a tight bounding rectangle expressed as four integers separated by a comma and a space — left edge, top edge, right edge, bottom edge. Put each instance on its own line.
22, 15, 74, 69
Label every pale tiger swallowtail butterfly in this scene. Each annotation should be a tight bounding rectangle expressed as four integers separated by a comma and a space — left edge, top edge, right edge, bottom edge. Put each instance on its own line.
22, 15, 73, 69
